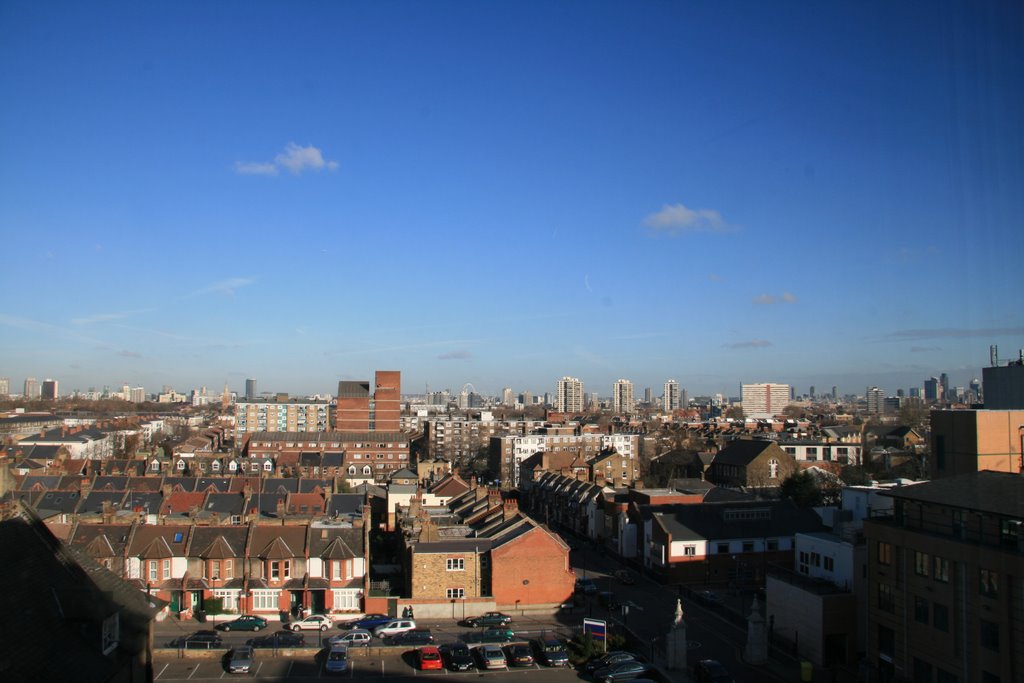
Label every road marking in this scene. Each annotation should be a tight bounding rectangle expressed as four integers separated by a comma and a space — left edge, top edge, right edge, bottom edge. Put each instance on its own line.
187, 663, 198, 679
254, 661, 263, 676
155, 663, 168, 679
286, 660, 294, 677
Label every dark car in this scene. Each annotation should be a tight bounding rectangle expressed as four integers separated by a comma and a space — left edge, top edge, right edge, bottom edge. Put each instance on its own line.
385, 629, 434, 646
533, 637, 569, 667
584, 651, 639, 672
226, 645, 255, 674
465, 611, 512, 628
593, 660, 651, 683
695, 590, 721, 606
218, 615, 268, 632
247, 630, 305, 648
598, 591, 620, 610
505, 644, 534, 667
342, 613, 393, 630
480, 627, 515, 643
693, 659, 735, 683
575, 577, 598, 595
441, 643, 475, 671
183, 630, 223, 649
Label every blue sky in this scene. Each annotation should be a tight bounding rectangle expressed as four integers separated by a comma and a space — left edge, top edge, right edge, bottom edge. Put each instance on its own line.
2, 1, 1022, 399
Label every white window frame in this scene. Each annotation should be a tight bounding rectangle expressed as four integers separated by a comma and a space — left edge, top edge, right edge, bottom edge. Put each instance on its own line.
446, 557, 465, 571
446, 587, 465, 599
162, 559, 171, 579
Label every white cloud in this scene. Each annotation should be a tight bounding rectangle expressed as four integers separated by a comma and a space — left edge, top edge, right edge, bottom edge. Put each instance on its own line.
438, 350, 472, 360
644, 202, 736, 235
72, 309, 152, 325
234, 143, 339, 176
724, 339, 773, 349
753, 292, 798, 306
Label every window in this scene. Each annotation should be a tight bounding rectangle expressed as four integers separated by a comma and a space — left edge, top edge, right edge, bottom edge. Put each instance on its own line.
101, 613, 119, 656
878, 625, 895, 657
213, 589, 238, 611
252, 590, 279, 610
914, 551, 929, 576
933, 603, 949, 632
211, 561, 220, 579
980, 569, 999, 598
446, 558, 465, 571
683, 545, 696, 557
362, 466, 371, 475
877, 541, 892, 565
446, 588, 465, 599
913, 596, 929, 624
936, 671, 958, 683
173, 531, 184, 543
717, 543, 729, 554
980, 620, 999, 651
933, 556, 949, 583
877, 584, 895, 613
768, 459, 779, 478
162, 559, 171, 579
148, 560, 157, 581
270, 561, 280, 580
225, 559, 232, 579
743, 541, 754, 553
981, 672, 1001, 683
333, 561, 341, 580
348, 466, 356, 475
824, 556, 834, 572
767, 539, 779, 551
913, 658, 933, 683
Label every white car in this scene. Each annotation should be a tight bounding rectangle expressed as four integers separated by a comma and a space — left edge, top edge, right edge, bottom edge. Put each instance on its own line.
373, 619, 416, 638
289, 614, 334, 631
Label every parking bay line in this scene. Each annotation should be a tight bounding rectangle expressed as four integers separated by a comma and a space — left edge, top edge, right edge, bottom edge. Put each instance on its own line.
154, 663, 168, 680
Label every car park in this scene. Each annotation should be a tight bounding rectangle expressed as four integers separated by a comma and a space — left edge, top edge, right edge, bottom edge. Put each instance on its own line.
289, 614, 333, 631
505, 644, 534, 667
480, 627, 515, 643
218, 615, 268, 632
374, 619, 416, 638
324, 644, 350, 675
441, 643, 475, 671
476, 644, 507, 669
593, 659, 651, 683
385, 629, 434, 646
327, 629, 372, 647
693, 658, 735, 683
534, 637, 569, 666
226, 645, 255, 674
465, 611, 512, 628
247, 630, 305, 648
584, 651, 640, 672
182, 630, 223, 649
418, 646, 443, 670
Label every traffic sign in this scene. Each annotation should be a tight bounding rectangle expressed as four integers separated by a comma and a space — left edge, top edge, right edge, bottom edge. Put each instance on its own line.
583, 617, 607, 647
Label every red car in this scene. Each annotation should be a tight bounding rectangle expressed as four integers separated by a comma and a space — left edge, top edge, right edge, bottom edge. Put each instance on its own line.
418, 646, 443, 671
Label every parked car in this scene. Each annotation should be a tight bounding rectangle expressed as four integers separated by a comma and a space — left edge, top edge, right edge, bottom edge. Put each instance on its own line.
325, 644, 349, 675
465, 612, 512, 628
226, 645, 255, 674
598, 591, 620, 610
374, 619, 416, 638
385, 629, 434, 646
575, 577, 598, 595
614, 569, 636, 585
533, 637, 569, 667
593, 659, 651, 683
327, 629, 372, 647
480, 627, 515, 643
584, 651, 640, 672
505, 644, 534, 667
289, 614, 333, 631
218, 615, 268, 632
247, 630, 305, 648
340, 613, 392, 630
476, 644, 507, 669
695, 590, 721, 606
183, 630, 223, 649
441, 643, 475, 671
418, 646, 443, 670
693, 659, 735, 683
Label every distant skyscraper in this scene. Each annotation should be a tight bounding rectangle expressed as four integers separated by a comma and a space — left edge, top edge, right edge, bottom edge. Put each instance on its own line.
809, 385, 816, 399
130, 386, 146, 403
663, 379, 680, 412
0, 377, 9, 397
924, 377, 941, 402
832, 386, 838, 400
644, 387, 652, 404
502, 387, 514, 406
939, 373, 950, 398
23, 377, 39, 399
681, 389, 689, 409
555, 376, 584, 413
866, 387, 885, 414
245, 378, 257, 400
40, 379, 58, 400
969, 377, 982, 402
909, 387, 922, 399
740, 383, 791, 419
613, 379, 635, 414
519, 390, 533, 406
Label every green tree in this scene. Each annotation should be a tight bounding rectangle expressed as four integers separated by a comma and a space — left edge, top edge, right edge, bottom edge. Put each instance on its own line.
780, 471, 822, 507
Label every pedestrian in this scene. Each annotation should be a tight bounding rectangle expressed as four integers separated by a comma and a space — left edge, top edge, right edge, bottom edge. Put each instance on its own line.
409, 606, 415, 619
401, 606, 408, 618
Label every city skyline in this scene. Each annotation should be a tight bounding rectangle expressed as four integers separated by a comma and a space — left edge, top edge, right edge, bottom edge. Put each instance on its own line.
2, 2, 1022, 399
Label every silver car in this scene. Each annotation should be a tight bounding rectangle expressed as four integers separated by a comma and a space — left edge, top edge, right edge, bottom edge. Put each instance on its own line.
227, 645, 255, 674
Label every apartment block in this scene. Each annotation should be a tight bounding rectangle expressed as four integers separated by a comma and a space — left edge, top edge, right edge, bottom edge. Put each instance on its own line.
336, 370, 401, 432
741, 383, 791, 419
489, 428, 639, 488
929, 409, 1024, 479
234, 396, 330, 440
863, 472, 1024, 683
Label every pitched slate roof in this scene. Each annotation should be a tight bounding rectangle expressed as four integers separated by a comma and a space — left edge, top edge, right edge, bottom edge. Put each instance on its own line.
327, 494, 364, 516
880, 470, 1024, 518
262, 478, 299, 494
647, 499, 823, 542
710, 440, 778, 466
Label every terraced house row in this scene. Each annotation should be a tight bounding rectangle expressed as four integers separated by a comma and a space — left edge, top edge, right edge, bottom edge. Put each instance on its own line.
59, 512, 369, 619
